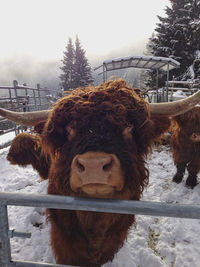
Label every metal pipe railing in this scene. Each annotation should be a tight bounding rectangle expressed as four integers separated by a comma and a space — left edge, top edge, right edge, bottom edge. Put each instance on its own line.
13, 259, 75, 267
1, 191, 200, 267
1, 192, 200, 219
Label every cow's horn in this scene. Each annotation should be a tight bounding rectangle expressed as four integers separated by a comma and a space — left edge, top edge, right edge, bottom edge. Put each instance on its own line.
149, 90, 200, 116
0, 108, 49, 126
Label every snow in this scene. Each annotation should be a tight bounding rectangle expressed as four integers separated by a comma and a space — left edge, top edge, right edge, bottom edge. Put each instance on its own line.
1, 136, 200, 266
173, 90, 187, 98
168, 80, 197, 85
104, 56, 180, 66
103, 56, 180, 72
195, 50, 200, 59
0, 132, 15, 146
188, 65, 195, 79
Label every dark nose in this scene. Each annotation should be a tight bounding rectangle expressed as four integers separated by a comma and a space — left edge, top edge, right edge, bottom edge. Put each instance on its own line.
72, 152, 116, 186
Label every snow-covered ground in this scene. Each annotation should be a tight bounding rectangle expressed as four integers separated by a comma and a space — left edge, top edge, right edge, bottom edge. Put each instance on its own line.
0, 135, 200, 267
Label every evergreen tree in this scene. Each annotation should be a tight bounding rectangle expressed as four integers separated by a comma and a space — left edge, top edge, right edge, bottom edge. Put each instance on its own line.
141, 33, 158, 89
60, 36, 93, 91
74, 36, 94, 88
59, 38, 75, 90
188, 0, 200, 51
146, 0, 200, 87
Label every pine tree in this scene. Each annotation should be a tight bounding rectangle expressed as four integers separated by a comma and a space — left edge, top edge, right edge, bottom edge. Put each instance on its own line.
188, 0, 200, 51
141, 33, 158, 89
146, 0, 200, 87
59, 36, 93, 91
59, 38, 75, 91
73, 36, 93, 88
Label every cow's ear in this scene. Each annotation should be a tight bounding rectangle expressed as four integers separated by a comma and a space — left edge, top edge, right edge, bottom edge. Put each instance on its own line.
7, 133, 50, 180
151, 115, 171, 139
130, 116, 170, 155
141, 115, 171, 147
172, 114, 186, 127
34, 120, 46, 134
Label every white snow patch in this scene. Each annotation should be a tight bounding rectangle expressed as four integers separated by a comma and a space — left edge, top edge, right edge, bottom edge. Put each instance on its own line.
173, 90, 187, 98
0, 131, 15, 146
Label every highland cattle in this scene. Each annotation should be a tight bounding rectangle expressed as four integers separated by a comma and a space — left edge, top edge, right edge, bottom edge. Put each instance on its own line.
1, 79, 200, 266
171, 106, 200, 188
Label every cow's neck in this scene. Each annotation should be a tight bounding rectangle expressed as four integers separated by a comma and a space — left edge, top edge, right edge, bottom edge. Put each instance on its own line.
76, 211, 121, 244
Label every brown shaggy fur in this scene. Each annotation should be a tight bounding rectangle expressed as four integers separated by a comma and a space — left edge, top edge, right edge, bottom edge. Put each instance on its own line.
7, 79, 170, 266
171, 106, 200, 188
7, 133, 50, 180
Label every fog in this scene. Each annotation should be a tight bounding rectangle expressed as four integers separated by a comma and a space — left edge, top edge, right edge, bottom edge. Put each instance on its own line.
0, 56, 61, 90
0, 39, 147, 91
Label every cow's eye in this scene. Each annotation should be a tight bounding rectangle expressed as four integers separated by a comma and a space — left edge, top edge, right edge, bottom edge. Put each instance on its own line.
88, 129, 94, 134
66, 126, 76, 140
123, 126, 134, 139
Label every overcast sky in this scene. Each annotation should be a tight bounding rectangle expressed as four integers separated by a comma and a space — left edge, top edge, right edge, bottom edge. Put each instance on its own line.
1, 0, 169, 61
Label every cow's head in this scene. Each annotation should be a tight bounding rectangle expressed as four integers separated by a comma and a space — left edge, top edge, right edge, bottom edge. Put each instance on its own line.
2, 80, 200, 200
41, 80, 156, 199
173, 106, 200, 142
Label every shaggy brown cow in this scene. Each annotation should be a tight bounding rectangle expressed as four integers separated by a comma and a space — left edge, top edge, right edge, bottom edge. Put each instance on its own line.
171, 106, 200, 188
1, 79, 200, 266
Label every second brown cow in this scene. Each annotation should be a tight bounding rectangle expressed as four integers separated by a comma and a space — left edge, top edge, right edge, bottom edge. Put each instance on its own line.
171, 106, 200, 188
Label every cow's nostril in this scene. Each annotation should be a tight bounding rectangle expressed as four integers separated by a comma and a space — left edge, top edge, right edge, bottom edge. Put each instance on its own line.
76, 159, 85, 172
103, 159, 113, 172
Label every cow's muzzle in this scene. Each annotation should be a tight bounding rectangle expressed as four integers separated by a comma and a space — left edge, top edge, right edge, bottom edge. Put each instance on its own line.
70, 152, 124, 197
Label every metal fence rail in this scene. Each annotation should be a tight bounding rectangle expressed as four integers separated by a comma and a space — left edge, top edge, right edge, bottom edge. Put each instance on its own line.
0, 80, 61, 138
0, 192, 200, 267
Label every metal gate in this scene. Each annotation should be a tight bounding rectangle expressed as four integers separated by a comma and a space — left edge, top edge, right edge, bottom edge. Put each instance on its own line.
1, 192, 200, 267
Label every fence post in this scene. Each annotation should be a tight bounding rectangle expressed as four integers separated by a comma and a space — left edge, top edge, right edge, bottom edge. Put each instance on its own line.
33, 89, 37, 110
24, 84, 30, 112
8, 88, 13, 110
13, 80, 20, 135
37, 83, 42, 108
0, 205, 12, 267
13, 80, 20, 111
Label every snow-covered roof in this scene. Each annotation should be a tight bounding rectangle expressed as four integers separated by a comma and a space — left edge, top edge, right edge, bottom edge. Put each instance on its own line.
95, 56, 180, 72
195, 50, 200, 59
